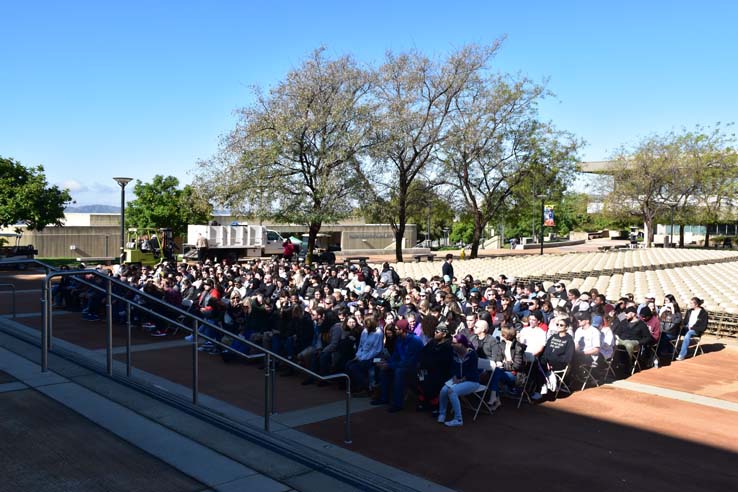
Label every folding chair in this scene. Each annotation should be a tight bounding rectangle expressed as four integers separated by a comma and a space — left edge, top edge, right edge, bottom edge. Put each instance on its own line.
578, 355, 601, 391
644, 332, 661, 369
669, 334, 682, 361
464, 358, 495, 421
600, 354, 617, 383
517, 354, 538, 408
614, 343, 641, 375
552, 364, 571, 398
672, 333, 704, 360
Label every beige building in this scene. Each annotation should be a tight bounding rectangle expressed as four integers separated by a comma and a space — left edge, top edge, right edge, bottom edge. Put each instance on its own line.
3, 213, 420, 258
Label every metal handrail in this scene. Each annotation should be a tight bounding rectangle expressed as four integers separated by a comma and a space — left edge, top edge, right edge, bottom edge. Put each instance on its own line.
0, 283, 16, 318
38, 267, 352, 443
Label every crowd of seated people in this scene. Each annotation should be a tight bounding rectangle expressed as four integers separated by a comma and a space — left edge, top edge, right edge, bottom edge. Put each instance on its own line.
56, 257, 710, 426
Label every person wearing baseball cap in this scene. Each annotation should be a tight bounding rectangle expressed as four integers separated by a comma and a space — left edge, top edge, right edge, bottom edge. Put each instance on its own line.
612, 306, 652, 372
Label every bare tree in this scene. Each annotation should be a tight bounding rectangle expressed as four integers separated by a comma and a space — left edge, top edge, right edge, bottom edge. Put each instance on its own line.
441, 73, 579, 258
363, 43, 500, 262
194, 49, 373, 261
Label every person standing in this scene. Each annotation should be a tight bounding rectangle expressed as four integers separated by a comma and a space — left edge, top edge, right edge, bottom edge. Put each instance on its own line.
196, 233, 209, 263
442, 254, 454, 284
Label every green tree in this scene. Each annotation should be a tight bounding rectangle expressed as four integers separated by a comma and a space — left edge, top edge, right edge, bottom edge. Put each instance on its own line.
0, 157, 72, 230
195, 49, 373, 262
553, 193, 615, 235
605, 125, 736, 247
683, 125, 738, 247
126, 175, 212, 238
362, 179, 455, 247
449, 215, 475, 245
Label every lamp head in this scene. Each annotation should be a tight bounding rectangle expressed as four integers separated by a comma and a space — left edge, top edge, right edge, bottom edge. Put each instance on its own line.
113, 177, 133, 187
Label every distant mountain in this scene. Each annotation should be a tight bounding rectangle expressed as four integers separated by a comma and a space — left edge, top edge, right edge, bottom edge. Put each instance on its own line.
65, 205, 120, 213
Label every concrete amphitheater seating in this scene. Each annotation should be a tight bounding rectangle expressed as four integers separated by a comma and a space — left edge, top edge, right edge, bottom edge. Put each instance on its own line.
380, 249, 738, 315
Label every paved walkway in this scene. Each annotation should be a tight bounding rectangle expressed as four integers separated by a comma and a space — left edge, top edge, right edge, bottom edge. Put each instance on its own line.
0, 376, 206, 492
299, 347, 738, 491
0, 313, 452, 491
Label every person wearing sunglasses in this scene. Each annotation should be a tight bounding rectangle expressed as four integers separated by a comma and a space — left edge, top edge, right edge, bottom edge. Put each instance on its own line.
416, 321, 453, 412
536, 317, 575, 396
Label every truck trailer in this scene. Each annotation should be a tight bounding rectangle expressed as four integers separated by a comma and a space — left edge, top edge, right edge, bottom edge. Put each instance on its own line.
185, 224, 285, 262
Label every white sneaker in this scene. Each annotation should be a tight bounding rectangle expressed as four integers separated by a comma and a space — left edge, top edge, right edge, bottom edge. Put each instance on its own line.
547, 373, 558, 391
531, 392, 542, 401
540, 385, 548, 395
444, 419, 463, 427
184, 334, 194, 342
437, 414, 446, 424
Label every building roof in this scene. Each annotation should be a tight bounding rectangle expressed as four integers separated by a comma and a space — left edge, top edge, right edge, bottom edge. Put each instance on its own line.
578, 160, 618, 174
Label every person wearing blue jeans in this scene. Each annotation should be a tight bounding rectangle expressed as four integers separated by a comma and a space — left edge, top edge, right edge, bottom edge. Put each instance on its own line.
676, 297, 708, 361
437, 334, 480, 427
371, 319, 423, 412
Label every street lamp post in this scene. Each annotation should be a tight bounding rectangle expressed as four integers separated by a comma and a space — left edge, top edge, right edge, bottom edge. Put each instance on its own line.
663, 200, 678, 248
113, 177, 133, 266
536, 194, 546, 255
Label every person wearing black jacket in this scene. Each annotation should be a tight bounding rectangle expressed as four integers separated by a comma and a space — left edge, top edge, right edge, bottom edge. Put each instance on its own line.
541, 317, 576, 371
613, 306, 653, 359
416, 325, 453, 411
529, 317, 576, 398
486, 325, 525, 410
471, 319, 502, 361
676, 297, 709, 361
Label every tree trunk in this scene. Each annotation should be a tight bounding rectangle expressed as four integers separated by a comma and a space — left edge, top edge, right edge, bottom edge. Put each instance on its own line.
306, 221, 321, 265
394, 222, 405, 263
644, 218, 654, 248
469, 212, 484, 259
679, 224, 685, 248
704, 226, 711, 249
395, 187, 407, 262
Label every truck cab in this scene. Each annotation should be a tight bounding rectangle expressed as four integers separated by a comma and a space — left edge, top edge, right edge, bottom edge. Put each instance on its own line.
0, 232, 38, 269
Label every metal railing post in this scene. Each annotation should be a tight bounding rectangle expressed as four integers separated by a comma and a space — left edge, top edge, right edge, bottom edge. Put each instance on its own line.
126, 303, 132, 377
0, 284, 17, 319
41, 280, 48, 372
46, 281, 53, 350
106, 278, 113, 376
264, 353, 271, 432
344, 376, 352, 444
192, 320, 199, 405
270, 355, 276, 415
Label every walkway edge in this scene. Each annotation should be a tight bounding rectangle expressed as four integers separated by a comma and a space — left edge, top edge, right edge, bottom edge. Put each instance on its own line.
610, 379, 738, 413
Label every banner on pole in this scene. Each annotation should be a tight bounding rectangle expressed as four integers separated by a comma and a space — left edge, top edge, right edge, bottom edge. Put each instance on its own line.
544, 205, 555, 227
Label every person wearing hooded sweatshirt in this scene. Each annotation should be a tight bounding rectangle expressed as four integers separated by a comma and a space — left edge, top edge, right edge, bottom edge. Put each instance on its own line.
371, 319, 423, 412
437, 334, 480, 427
639, 306, 661, 343
416, 322, 453, 411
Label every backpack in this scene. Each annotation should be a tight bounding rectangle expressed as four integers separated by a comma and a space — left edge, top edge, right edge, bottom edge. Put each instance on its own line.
390, 269, 400, 285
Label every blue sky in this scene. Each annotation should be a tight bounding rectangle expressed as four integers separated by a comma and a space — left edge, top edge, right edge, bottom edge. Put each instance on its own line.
2, 1, 736, 206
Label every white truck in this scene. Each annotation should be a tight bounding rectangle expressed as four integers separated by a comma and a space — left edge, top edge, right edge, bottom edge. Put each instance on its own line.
185, 224, 285, 261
